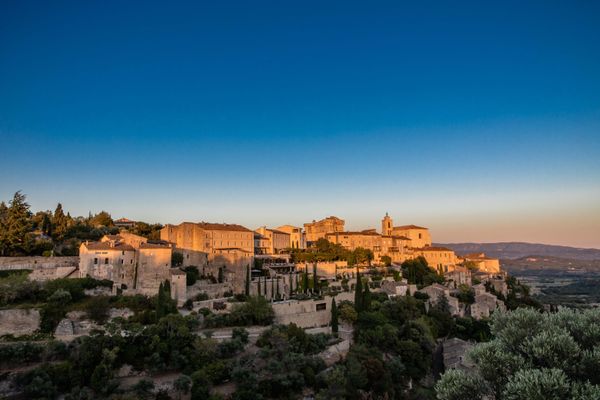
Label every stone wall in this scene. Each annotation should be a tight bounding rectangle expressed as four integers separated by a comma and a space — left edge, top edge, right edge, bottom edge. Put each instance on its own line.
0, 308, 41, 336
0, 256, 78, 281
272, 292, 353, 328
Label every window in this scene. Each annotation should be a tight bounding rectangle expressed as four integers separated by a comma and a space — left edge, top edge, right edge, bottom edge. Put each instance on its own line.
104, 258, 109, 264
316, 303, 327, 311
120, 259, 124, 264
94, 258, 98, 265
418, 233, 422, 239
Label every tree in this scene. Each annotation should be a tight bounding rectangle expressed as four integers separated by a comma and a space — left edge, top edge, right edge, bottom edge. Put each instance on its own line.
174, 375, 192, 400
257, 275, 261, 297
331, 298, 339, 335
313, 263, 319, 294
354, 268, 363, 312
436, 307, 600, 400
172, 252, 184, 267
303, 267, 309, 294
363, 281, 372, 312
132, 378, 155, 399
218, 266, 225, 283
90, 211, 113, 227
53, 203, 68, 239
0, 201, 8, 256
380, 255, 392, 267
245, 265, 251, 296
5, 191, 31, 255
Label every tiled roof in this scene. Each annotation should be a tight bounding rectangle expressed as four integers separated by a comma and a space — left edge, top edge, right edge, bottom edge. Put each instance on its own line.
393, 224, 428, 230
84, 242, 135, 251
415, 246, 453, 252
195, 222, 252, 232
326, 231, 381, 236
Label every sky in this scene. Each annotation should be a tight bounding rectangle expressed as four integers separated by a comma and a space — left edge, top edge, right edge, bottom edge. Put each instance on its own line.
1, 1, 599, 248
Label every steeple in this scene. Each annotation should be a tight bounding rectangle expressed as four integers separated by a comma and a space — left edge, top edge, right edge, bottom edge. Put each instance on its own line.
382, 213, 393, 236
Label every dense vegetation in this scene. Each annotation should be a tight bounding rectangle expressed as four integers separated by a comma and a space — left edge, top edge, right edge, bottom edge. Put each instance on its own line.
0, 191, 162, 256
289, 238, 374, 266
436, 307, 600, 400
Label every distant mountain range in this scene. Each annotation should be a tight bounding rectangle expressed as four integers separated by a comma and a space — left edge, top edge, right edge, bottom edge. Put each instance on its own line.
434, 242, 600, 261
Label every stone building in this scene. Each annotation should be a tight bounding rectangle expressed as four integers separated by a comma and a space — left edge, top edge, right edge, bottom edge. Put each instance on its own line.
254, 226, 290, 255
412, 246, 460, 272
79, 233, 184, 299
382, 213, 432, 248
304, 216, 345, 243
325, 230, 409, 263
418, 283, 461, 316
463, 253, 501, 273
160, 222, 254, 270
276, 224, 306, 249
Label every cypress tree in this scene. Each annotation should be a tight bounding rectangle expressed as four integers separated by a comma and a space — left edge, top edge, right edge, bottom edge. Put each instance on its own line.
263, 275, 267, 296
313, 263, 319, 294
271, 276, 274, 299
289, 271, 294, 298
257, 276, 261, 297
0, 201, 8, 256
363, 281, 372, 312
303, 267, 309, 294
331, 298, 339, 335
245, 265, 250, 296
354, 268, 363, 312
276, 276, 280, 299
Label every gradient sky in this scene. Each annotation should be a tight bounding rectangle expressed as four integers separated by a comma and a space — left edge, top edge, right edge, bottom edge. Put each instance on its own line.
1, 1, 599, 248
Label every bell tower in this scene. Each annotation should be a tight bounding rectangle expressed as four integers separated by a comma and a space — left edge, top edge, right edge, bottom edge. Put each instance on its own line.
382, 212, 393, 236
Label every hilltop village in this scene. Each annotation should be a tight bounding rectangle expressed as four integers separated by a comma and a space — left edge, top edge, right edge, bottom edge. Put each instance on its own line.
74, 213, 506, 323
2, 194, 538, 400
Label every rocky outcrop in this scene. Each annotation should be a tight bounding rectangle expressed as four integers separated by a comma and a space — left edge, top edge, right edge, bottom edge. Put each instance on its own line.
54, 319, 75, 336
0, 309, 41, 336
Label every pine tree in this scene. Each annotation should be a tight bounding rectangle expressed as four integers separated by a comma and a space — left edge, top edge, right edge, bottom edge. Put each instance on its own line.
6, 191, 31, 254
245, 265, 250, 296
289, 271, 294, 298
354, 268, 363, 312
331, 298, 339, 335
53, 203, 67, 239
276, 276, 280, 300
218, 266, 224, 283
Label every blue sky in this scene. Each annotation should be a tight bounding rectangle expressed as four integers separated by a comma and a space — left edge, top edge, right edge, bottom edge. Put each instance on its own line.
1, 1, 599, 247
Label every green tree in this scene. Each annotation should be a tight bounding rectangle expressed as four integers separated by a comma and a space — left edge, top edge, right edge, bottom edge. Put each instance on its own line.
172, 251, 184, 267
354, 269, 363, 312
90, 211, 113, 227
174, 375, 192, 400
0, 201, 8, 256
245, 265, 251, 296
380, 255, 392, 267
6, 191, 32, 255
313, 263, 319, 294
132, 378, 155, 399
331, 298, 339, 335
218, 266, 225, 283
363, 281, 372, 312
53, 203, 68, 239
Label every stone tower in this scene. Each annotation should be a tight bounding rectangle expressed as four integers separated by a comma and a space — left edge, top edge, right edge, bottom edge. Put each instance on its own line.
382, 212, 393, 236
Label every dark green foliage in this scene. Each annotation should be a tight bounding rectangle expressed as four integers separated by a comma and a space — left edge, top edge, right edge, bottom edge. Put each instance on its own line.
401, 256, 444, 286
218, 266, 225, 283
331, 298, 339, 334
155, 280, 177, 318
354, 269, 363, 312
245, 265, 250, 296
172, 251, 184, 267
183, 266, 200, 286
84, 295, 111, 324
232, 327, 250, 344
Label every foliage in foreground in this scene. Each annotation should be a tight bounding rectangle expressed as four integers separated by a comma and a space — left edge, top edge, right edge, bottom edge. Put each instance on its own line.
436, 307, 600, 400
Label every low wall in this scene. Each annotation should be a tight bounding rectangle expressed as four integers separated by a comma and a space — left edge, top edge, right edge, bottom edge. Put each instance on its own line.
272, 292, 353, 328
0, 308, 41, 336
0, 256, 79, 281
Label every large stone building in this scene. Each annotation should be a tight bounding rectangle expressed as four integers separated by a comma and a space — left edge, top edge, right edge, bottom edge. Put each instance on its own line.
413, 246, 460, 272
325, 230, 409, 263
304, 216, 345, 243
160, 222, 254, 273
254, 227, 290, 255
79, 232, 185, 302
463, 253, 501, 274
382, 213, 432, 248
276, 225, 306, 249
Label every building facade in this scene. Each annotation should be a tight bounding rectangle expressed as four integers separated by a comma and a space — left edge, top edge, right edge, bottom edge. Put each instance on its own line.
304, 216, 345, 243
254, 227, 290, 255
79, 233, 184, 299
276, 225, 306, 249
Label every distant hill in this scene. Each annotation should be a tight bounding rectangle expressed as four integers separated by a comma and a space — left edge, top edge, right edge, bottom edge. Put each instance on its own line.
434, 242, 600, 261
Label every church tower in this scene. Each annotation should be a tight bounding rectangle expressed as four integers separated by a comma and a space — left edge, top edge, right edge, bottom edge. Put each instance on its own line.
382, 212, 393, 236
